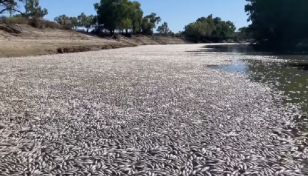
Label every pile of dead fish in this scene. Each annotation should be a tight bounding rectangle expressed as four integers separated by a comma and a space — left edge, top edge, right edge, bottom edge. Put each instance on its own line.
0, 44, 307, 175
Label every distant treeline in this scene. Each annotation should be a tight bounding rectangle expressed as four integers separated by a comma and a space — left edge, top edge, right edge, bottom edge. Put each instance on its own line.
2, 0, 305, 49
0, 0, 243, 42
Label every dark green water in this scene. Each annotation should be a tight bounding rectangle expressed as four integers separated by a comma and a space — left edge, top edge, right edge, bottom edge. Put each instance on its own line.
206, 45, 308, 114
206, 45, 308, 168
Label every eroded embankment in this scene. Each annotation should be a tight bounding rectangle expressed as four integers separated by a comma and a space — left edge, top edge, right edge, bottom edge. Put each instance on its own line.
0, 25, 189, 57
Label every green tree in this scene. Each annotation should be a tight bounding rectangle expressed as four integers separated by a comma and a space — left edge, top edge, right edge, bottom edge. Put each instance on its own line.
24, 0, 47, 19
94, 0, 159, 35
77, 12, 87, 27
237, 26, 252, 40
184, 21, 207, 41
142, 13, 161, 34
220, 21, 236, 38
130, 1, 143, 33
93, 3, 106, 33
197, 15, 215, 36
70, 16, 78, 28
245, 0, 308, 50
117, 0, 135, 34
119, 18, 132, 34
77, 13, 94, 32
85, 15, 94, 32
183, 15, 236, 41
54, 14, 68, 25
90, 15, 101, 32
95, 0, 132, 35
157, 22, 170, 35
141, 16, 155, 35
54, 15, 78, 29
0, 0, 24, 15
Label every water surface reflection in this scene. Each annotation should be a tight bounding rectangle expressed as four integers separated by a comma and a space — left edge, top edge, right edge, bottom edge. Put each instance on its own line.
206, 45, 308, 115
205, 45, 308, 169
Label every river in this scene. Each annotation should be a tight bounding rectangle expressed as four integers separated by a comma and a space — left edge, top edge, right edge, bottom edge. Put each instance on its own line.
207, 44, 308, 134
0, 44, 308, 175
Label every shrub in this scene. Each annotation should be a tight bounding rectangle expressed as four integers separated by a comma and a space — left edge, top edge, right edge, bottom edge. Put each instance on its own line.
28, 19, 65, 29
28, 19, 42, 28
61, 25, 73, 30
42, 20, 62, 29
0, 16, 72, 30
0, 16, 28, 24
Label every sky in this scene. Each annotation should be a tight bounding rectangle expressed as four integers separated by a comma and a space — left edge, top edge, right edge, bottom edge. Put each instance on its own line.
39, 0, 250, 32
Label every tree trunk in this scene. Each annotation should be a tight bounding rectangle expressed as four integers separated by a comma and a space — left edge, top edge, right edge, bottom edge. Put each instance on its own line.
110, 29, 114, 35
126, 29, 128, 34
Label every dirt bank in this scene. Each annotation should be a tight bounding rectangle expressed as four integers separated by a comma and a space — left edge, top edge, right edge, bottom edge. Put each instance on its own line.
0, 24, 189, 58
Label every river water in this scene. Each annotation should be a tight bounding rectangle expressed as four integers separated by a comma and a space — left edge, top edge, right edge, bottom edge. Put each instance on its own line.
207, 45, 308, 113
206, 44, 308, 136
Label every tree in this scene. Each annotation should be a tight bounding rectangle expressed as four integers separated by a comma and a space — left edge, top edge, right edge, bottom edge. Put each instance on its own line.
184, 21, 207, 41
146, 13, 161, 27
77, 12, 87, 27
130, 1, 143, 33
197, 15, 215, 36
90, 15, 102, 33
117, 0, 134, 34
95, 0, 132, 35
70, 17, 78, 28
0, 0, 24, 15
237, 26, 252, 40
245, 0, 308, 50
94, 0, 160, 35
76, 13, 94, 32
183, 15, 236, 42
54, 15, 78, 29
119, 17, 132, 34
85, 15, 94, 32
24, 0, 47, 19
141, 13, 161, 34
141, 16, 155, 35
157, 22, 170, 35
220, 21, 236, 38
54, 14, 67, 25
7, 0, 14, 16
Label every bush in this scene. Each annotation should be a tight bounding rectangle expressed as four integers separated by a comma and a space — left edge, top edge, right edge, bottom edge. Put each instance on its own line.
0, 16, 72, 30
61, 25, 73, 30
28, 19, 65, 29
0, 16, 28, 24
42, 20, 62, 29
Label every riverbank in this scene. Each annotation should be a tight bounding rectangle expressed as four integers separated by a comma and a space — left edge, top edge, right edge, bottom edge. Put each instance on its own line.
0, 24, 189, 58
